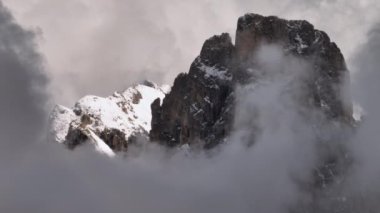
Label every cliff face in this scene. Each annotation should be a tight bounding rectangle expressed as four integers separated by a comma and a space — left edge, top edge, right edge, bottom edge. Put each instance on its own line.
151, 33, 235, 147
150, 13, 352, 148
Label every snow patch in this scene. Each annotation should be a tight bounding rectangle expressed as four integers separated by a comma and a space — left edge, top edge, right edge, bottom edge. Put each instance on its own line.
353, 103, 364, 121
294, 34, 309, 53
121, 84, 167, 131
74, 95, 131, 134
49, 105, 76, 143
197, 60, 232, 81
86, 129, 115, 157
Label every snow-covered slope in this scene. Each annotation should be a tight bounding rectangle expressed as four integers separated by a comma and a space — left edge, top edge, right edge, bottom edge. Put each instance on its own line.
49, 82, 169, 156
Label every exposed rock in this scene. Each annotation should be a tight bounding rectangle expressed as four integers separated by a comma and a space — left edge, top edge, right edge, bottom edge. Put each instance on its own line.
64, 126, 88, 150
99, 128, 128, 152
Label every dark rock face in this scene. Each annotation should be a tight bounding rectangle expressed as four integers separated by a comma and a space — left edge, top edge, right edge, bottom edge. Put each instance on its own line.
64, 127, 88, 150
150, 33, 235, 147
99, 128, 128, 152
150, 13, 352, 148
234, 14, 351, 120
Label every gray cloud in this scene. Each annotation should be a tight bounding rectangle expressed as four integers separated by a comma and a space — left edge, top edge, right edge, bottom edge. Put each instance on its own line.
0, 1, 48, 158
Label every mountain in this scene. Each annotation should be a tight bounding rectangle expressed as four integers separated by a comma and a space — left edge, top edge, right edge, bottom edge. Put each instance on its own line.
49, 81, 169, 155
150, 13, 352, 148
50, 14, 353, 157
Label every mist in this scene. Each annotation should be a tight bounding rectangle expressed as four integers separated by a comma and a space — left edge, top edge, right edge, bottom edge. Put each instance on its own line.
337, 22, 380, 211
1, 0, 380, 213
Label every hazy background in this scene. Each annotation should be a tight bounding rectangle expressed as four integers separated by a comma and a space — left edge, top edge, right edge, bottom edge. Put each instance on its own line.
1, 1, 380, 212
2, 0, 380, 105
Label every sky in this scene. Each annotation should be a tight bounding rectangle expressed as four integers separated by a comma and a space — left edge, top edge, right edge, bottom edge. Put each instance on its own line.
0, 0, 380, 212
2, 0, 380, 105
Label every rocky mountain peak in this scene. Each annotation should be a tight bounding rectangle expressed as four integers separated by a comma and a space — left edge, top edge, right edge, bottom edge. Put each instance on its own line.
199, 32, 234, 68
148, 14, 355, 204
150, 13, 352, 149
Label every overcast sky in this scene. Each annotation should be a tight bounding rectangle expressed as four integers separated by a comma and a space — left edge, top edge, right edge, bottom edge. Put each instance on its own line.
2, 0, 380, 105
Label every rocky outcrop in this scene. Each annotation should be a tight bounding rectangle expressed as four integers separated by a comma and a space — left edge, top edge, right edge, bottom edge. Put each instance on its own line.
150, 13, 352, 148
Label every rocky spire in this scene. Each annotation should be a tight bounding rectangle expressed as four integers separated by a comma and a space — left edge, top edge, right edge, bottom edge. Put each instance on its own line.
150, 33, 235, 147
150, 13, 352, 148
